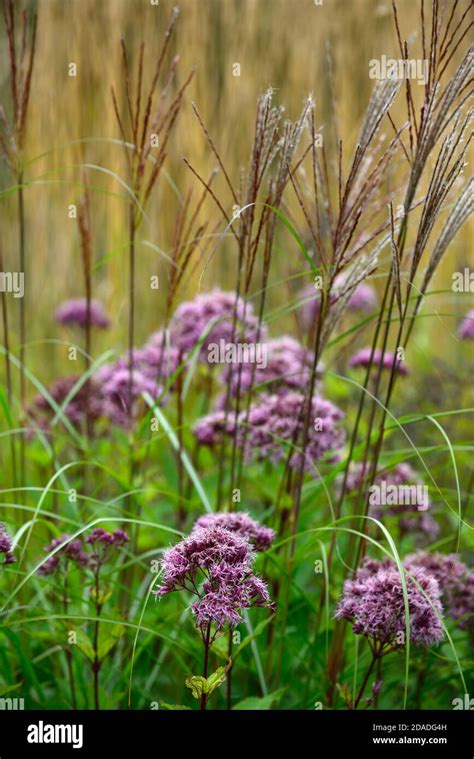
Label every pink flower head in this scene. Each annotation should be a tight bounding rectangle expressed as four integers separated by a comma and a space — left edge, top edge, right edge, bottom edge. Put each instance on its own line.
458, 310, 474, 340
299, 276, 377, 327
38, 534, 88, 575
195, 391, 345, 472
222, 336, 323, 396
349, 347, 408, 376
156, 526, 273, 631
336, 558, 444, 647
0, 524, 16, 565
55, 298, 110, 329
30, 375, 105, 432
404, 552, 474, 632
169, 290, 266, 360
85, 528, 129, 569
193, 512, 274, 552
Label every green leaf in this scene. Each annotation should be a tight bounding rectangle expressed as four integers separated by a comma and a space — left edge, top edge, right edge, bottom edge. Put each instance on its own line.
185, 675, 207, 699
185, 666, 228, 700
233, 616, 274, 659
210, 634, 229, 660
206, 666, 228, 695
0, 681, 23, 697
90, 585, 112, 607
233, 688, 285, 710
74, 630, 95, 663
158, 700, 192, 711
98, 624, 124, 662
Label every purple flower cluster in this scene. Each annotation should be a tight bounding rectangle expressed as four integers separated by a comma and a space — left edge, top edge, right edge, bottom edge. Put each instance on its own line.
142, 330, 182, 384
335, 558, 444, 647
222, 336, 322, 396
0, 524, 16, 565
405, 552, 474, 632
97, 365, 160, 427
193, 409, 238, 446
38, 534, 89, 575
195, 391, 345, 472
86, 528, 129, 569
169, 290, 265, 360
38, 529, 129, 576
55, 298, 110, 329
398, 514, 440, 542
29, 375, 105, 432
299, 276, 377, 328
458, 310, 474, 340
193, 512, 274, 552
33, 325, 182, 434
349, 347, 408, 376
346, 282, 378, 311
94, 331, 180, 426
156, 523, 272, 631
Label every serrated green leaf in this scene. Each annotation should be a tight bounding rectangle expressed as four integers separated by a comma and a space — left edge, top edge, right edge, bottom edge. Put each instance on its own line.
185, 675, 207, 699
185, 665, 228, 700
206, 666, 227, 695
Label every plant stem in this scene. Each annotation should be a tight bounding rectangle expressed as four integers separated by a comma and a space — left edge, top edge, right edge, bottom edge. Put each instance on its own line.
354, 647, 379, 710
0, 243, 17, 496
92, 570, 102, 710
18, 171, 26, 485
200, 623, 211, 711
63, 574, 77, 710
226, 630, 233, 710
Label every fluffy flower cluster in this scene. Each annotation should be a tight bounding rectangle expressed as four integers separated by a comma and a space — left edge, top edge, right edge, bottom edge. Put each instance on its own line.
169, 290, 265, 359
29, 375, 105, 432
195, 391, 345, 472
193, 512, 274, 552
38, 534, 89, 575
221, 336, 322, 397
29, 368, 157, 432
95, 330, 181, 426
97, 364, 160, 427
349, 347, 408, 376
38, 529, 129, 576
0, 524, 16, 565
156, 524, 272, 630
458, 310, 474, 340
405, 552, 474, 632
335, 558, 444, 647
299, 276, 377, 328
86, 528, 129, 569
142, 330, 182, 384
55, 298, 110, 329
193, 409, 238, 446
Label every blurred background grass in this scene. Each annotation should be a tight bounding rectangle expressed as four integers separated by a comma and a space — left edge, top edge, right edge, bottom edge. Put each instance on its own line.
0, 0, 472, 387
